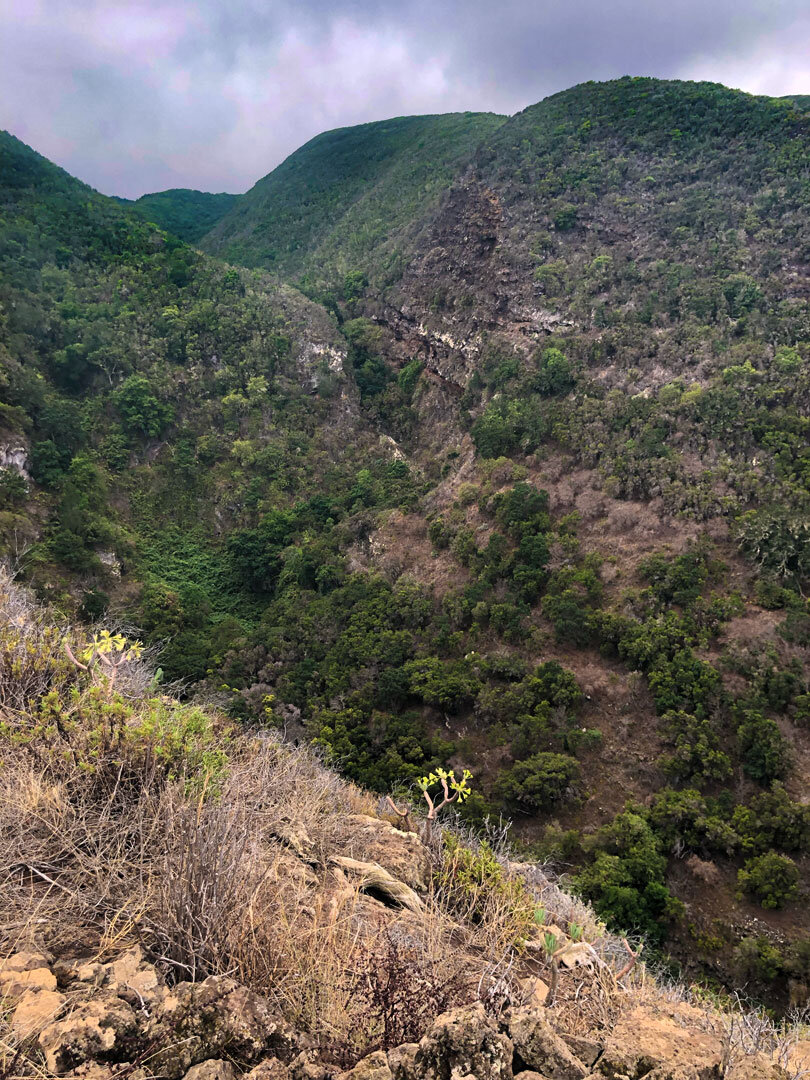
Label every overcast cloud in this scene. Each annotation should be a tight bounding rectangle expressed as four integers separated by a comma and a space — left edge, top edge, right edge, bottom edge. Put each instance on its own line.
1, 0, 808, 198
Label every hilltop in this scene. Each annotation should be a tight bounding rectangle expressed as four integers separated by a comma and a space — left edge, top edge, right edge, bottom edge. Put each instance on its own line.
2, 76, 810, 1010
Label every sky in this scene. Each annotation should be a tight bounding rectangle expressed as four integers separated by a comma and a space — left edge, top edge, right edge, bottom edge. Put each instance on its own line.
1, 0, 809, 199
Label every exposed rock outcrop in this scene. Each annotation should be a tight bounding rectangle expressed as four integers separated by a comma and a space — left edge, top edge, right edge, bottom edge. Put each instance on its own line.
410, 1002, 513, 1080
509, 1005, 588, 1080
38, 996, 139, 1075
597, 1002, 725, 1079
0, 932, 794, 1080
148, 975, 295, 1078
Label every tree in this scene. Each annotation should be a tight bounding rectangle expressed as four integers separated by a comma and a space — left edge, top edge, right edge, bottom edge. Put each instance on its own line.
533, 347, 574, 396
735, 708, 790, 784
114, 374, 173, 438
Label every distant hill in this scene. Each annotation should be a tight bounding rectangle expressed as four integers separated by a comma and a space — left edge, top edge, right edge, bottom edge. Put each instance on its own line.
780, 93, 810, 110
200, 112, 506, 287
118, 188, 239, 243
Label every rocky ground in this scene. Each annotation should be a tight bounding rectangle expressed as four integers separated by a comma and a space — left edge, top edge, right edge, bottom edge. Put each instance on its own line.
1, 568, 808, 1080
2, 930, 802, 1079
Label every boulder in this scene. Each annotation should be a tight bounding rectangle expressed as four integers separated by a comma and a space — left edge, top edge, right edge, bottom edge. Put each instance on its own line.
413, 1002, 513, 1080
642, 1069, 720, 1080
346, 815, 432, 892
149, 976, 295, 1079
558, 944, 596, 971
560, 1035, 602, 1069
338, 1049, 393, 1080
245, 1061, 293, 1080
183, 1062, 239, 1080
38, 996, 138, 1075
72, 945, 163, 1010
0, 965, 58, 995
597, 1003, 724, 1079
0, 950, 52, 974
290, 1050, 333, 1080
727, 1056, 788, 1079
63, 1065, 148, 1080
509, 1006, 588, 1080
107, 945, 163, 1006
73, 961, 106, 986
387, 1042, 419, 1080
10, 987, 66, 1038
519, 977, 549, 1008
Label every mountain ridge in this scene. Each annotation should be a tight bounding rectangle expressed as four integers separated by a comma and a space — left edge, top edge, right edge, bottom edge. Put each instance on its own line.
200, 111, 507, 283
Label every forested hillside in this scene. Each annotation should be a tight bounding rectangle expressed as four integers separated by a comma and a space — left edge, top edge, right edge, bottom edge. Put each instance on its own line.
201, 112, 506, 287
117, 188, 239, 243
3, 77, 810, 1007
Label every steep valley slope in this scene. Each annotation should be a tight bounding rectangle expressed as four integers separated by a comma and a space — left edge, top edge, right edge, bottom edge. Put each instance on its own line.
2, 77, 810, 1008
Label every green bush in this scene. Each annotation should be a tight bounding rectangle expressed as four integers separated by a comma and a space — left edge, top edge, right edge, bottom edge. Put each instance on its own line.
436, 835, 534, 936
735, 707, 790, 784
737, 851, 799, 909
495, 751, 580, 812
732, 936, 784, 983
576, 807, 684, 940
404, 657, 480, 711
730, 783, 810, 855
658, 710, 731, 787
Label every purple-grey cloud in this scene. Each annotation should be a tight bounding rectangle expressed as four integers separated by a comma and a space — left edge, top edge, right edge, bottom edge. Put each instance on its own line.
1, 0, 808, 198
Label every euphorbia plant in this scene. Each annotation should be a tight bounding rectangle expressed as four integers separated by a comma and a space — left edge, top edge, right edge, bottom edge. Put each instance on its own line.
386, 767, 473, 841
65, 630, 143, 697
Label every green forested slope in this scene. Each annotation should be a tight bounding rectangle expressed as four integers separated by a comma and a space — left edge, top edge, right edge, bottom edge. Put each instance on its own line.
4, 81, 810, 1003
116, 188, 239, 243
200, 112, 506, 288
781, 94, 810, 110
0, 126, 382, 678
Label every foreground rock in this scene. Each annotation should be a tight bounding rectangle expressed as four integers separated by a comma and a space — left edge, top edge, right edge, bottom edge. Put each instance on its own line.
183, 1062, 239, 1080
39, 996, 139, 1075
597, 1002, 724, 1079
148, 975, 295, 1078
344, 815, 432, 892
10, 986, 66, 1038
73, 944, 164, 1010
0, 942, 794, 1080
412, 1002, 513, 1080
509, 1006, 588, 1080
